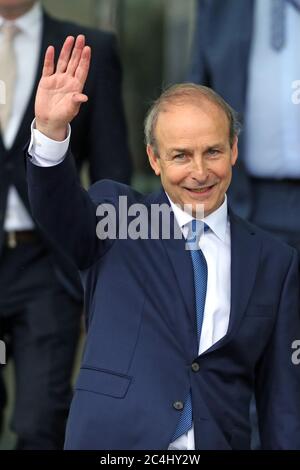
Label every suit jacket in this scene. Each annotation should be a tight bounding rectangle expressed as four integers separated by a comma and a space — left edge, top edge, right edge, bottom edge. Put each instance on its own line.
0, 10, 131, 299
188, 0, 256, 219
26, 150, 300, 449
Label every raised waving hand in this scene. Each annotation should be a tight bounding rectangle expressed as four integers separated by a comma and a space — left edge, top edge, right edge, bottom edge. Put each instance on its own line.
35, 35, 91, 141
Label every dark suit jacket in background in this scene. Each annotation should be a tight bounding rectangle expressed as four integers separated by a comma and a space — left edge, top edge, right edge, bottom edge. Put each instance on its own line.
26, 150, 300, 449
0, 10, 132, 299
188, 0, 258, 219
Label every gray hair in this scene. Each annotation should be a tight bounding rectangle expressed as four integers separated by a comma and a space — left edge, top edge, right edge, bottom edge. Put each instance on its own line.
144, 83, 242, 155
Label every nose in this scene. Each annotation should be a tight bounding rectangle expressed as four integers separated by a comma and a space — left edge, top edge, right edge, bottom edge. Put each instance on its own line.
190, 156, 207, 181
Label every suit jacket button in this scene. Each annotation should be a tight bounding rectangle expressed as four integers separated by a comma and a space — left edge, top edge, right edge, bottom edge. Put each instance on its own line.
173, 401, 184, 411
191, 362, 200, 372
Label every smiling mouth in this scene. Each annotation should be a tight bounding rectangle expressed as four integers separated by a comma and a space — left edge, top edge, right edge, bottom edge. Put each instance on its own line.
184, 184, 216, 194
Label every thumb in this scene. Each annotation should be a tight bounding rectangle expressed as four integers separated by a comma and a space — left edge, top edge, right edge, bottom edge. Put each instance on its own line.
72, 93, 88, 104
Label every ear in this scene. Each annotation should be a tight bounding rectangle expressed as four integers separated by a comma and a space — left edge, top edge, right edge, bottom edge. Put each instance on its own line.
230, 136, 238, 166
147, 144, 161, 176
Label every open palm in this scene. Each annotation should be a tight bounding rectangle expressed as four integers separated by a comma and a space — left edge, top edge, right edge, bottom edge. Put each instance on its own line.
35, 35, 91, 140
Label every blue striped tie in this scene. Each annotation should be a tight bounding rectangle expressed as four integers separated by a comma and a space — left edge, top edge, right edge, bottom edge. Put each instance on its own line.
172, 219, 208, 441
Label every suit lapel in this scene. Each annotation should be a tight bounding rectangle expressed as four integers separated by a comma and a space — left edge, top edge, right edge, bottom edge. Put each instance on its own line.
161, 215, 199, 356
229, 211, 261, 333
161, 214, 196, 326
200, 210, 261, 356
146, 189, 197, 352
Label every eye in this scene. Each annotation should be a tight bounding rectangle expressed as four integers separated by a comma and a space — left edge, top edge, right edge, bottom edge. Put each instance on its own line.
173, 153, 186, 161
207, 148, 220, 157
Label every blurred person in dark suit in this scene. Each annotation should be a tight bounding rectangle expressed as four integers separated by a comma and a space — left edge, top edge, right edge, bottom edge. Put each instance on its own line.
0, 0, 131, 449
189, 0, 300, 254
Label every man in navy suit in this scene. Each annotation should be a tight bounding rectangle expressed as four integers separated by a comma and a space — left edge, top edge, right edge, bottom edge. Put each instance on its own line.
189, 0, 300, 253
26, 36, 300, 449
0, 0, 131, 449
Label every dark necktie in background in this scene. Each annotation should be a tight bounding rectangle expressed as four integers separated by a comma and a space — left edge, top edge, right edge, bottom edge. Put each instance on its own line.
271, 0, 300, 51
171, 220, 208, 442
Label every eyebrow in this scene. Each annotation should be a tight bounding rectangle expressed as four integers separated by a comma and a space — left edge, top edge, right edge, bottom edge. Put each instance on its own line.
205, 143, 225, 150
166, 143, 226, 156
166, 148, 192, 157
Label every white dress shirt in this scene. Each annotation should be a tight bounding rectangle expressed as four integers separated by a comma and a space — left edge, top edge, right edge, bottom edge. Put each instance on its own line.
1, 1, 42, 230
28, 126, 231, 450
167, 195, 231, 450
245, 0, 300, 178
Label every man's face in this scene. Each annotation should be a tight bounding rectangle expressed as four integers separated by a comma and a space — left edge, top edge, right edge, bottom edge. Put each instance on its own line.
0, 0, 36, 19
147, 101, 238, 217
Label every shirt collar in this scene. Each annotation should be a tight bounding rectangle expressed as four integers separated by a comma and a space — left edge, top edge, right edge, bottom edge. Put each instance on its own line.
167, 193, 228, 242
0, 2, 42, 37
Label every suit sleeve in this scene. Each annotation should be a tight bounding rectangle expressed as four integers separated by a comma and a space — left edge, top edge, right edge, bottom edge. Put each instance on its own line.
26, 150, 100, 270
82, 33, 132, 184
187, 0, 211, 85
255, 249, 300, 449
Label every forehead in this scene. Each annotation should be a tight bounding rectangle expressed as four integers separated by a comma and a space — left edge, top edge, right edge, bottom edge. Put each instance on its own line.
155, 101, 230, 147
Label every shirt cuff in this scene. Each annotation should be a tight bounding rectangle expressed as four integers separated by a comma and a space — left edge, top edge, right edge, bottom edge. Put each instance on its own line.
28, 119, 71, 167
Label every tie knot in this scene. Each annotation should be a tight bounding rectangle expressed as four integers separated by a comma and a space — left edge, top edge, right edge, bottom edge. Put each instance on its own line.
185, 219, 209, 249
188, 219, 209, 234
1, 23, 19, 41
